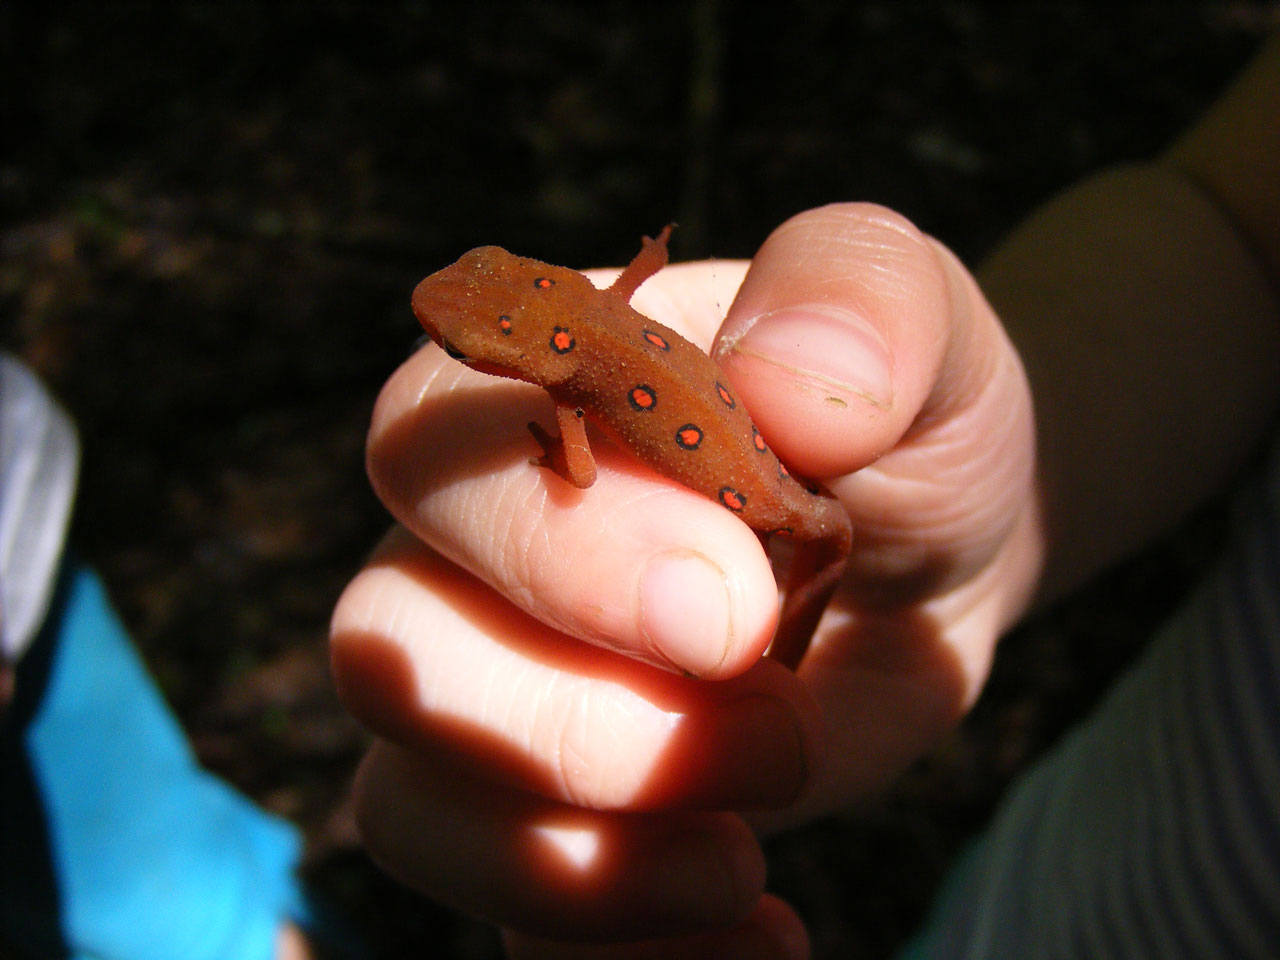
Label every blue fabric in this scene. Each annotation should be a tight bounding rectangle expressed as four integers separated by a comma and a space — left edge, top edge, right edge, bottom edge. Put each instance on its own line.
1, 563, 305, 960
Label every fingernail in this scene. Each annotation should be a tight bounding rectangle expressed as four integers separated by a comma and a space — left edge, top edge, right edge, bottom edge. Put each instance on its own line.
635, 829, 758, 925
729, 304, 893, 410
640, 550, 731, 676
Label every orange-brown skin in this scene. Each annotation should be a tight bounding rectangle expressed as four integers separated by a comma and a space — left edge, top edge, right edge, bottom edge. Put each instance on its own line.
411, 226, 851, 667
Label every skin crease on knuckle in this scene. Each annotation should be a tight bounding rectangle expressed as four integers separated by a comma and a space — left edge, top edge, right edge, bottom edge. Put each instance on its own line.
352, 739, 773, 944
330, 535, 820, 814
331, 555, 674, 810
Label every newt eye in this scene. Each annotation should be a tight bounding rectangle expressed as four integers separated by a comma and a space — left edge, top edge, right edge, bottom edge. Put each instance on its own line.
442, 339, 468, 361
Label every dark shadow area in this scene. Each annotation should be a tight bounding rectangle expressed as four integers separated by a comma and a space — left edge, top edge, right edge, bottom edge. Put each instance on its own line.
3, 2, 1268, 957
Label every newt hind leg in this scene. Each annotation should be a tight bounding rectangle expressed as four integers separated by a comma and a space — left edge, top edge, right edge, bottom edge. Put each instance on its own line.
608, 224, 675, 303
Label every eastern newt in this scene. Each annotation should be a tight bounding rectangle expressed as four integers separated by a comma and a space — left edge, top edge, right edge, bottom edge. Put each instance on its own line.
411, 226, 851, 668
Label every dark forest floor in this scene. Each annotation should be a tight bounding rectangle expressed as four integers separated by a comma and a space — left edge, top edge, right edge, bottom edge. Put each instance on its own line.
4, 3, 1274, 957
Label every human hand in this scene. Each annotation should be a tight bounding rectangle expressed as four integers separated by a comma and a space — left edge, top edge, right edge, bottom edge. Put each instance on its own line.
330, 203, 1039, 957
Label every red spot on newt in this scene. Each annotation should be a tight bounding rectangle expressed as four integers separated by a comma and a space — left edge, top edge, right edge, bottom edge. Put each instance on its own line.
409, 224, 851, 669
628, 384, 657, 411
675, 424, 703, 450
550, 326, 575, 354
718, 486, 747, 512
642, 329, 671, 351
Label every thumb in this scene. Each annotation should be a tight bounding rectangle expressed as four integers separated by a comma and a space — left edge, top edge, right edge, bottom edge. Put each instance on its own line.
713, 203, 952, 480
714, 202, 1037, 612
711, 205, 1040, 819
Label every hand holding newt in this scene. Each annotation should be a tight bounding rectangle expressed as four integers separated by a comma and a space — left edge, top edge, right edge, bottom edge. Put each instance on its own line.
410, 224, 851, 668
332, 204, 1038, 955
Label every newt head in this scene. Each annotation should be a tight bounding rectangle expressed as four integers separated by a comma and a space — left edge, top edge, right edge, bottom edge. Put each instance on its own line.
411, 244, 597, 387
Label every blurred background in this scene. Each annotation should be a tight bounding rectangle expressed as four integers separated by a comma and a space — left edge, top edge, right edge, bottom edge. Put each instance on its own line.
4, 2, 1275, 956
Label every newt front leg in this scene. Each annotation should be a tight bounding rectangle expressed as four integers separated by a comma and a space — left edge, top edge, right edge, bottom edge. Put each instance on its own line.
528, 403, 596, 489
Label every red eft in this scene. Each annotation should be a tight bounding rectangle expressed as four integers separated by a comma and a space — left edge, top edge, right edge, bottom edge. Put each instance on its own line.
411, 226, 851, 668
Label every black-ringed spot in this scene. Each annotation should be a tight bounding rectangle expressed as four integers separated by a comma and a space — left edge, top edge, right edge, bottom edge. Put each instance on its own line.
675, 424, 703, 450
534, 276, 555, 290
751, 425, 767, 453
718, 486, 747, 512
628, 385, 658, 412
498, 314, 513, 335
715, 381, 735, 409
642, 329, 671, 351
550, 326, 575, 354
